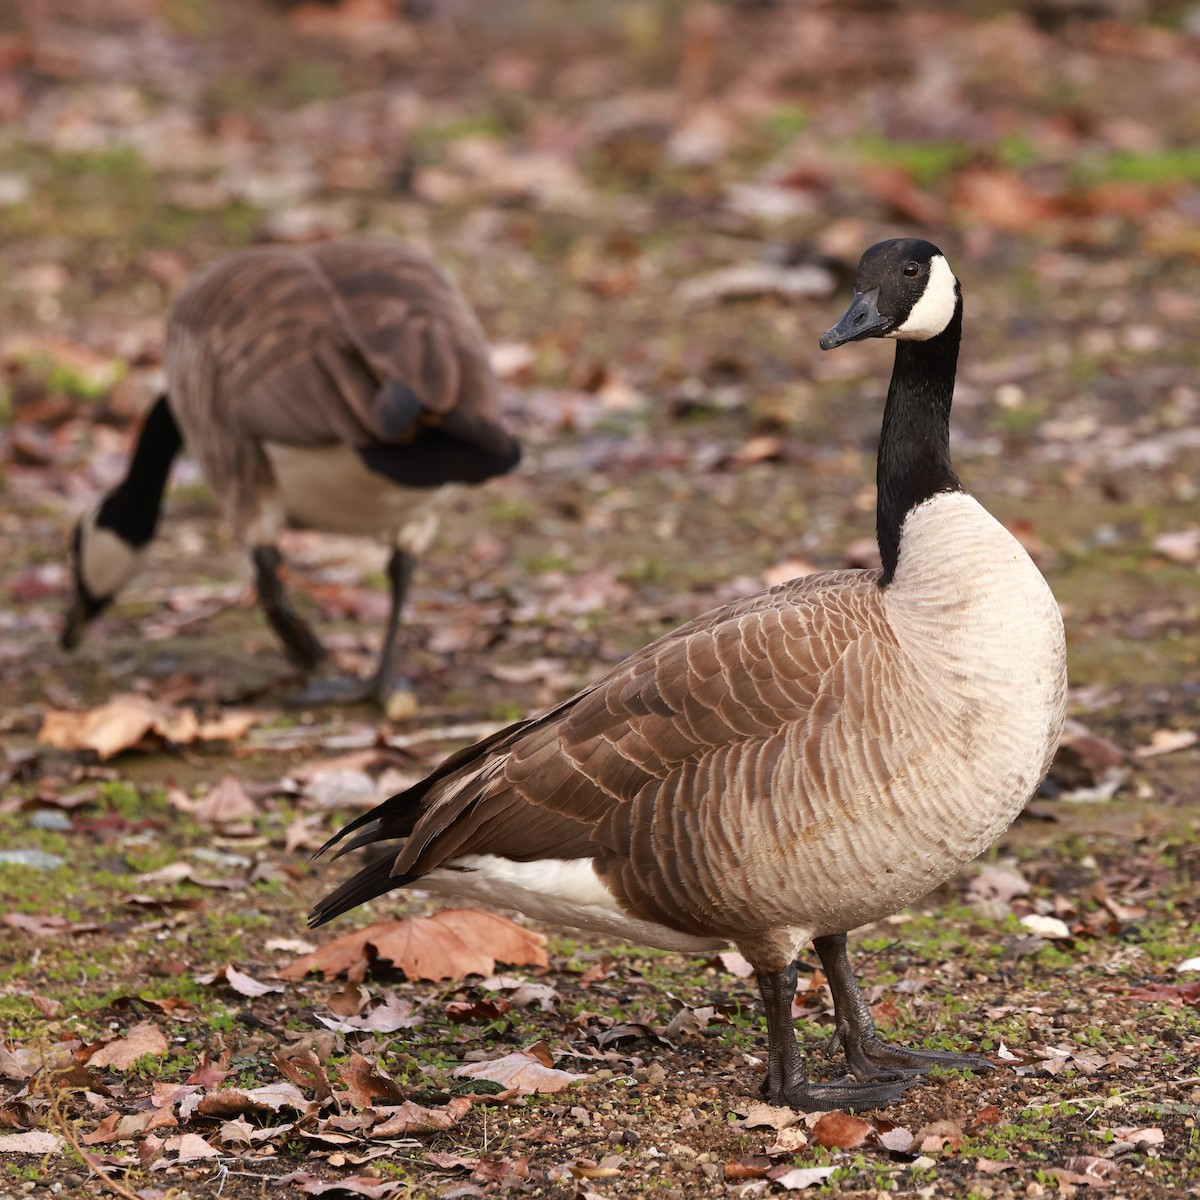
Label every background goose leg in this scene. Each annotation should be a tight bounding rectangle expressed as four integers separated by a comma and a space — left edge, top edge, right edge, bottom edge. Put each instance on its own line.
252, 544, 325, 671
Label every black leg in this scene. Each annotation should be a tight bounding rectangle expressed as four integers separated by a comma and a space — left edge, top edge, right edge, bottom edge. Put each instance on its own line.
757, 962, 912, 1111
813, 932, 993, 1081
252, 544, 324, 671
365, 546, 415, 702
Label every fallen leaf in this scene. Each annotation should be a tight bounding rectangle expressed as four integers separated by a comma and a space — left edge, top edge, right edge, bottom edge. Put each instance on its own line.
286, 1175, 404, 1198
371, 1096, 471, 1137
1151, 529, 1200, 566
2, 913, 99, 937
764, 1127, 809, 1155
195, 775, 259, 825
772, 1165, 837, 1190
1020, 913, 1072, 940
193, 962, 283, 997
876, 1125, 915, 1153
172, 1133, 219, 1163
186, 1050, 232, 1090
812, 1111, 874, 1150
723, 1156, 772, 1180
735, 1103, 804, 1131
717, 950, 755, 978
0, 1131, 63, 1154
336, 1053, 405, 1110
281, 909, 548, 983
196, 1082, 311, 1117
452, 1049, 585, 1096
1133, 728, 1197, 758
317, 994, 422, 1034
38, 694, 199, 759
87, 1022, 169, 1071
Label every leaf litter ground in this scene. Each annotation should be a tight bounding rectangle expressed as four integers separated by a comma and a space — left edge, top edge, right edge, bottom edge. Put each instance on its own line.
2, 0, 1200, 1196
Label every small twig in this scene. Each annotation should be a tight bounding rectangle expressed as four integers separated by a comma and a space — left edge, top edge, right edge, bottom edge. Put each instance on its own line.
1110, 1074, 1200, 1100
48, 1084, 141, 1200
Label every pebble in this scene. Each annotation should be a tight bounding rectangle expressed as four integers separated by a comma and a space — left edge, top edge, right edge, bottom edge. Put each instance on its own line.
0, 849, 65, 870
29, 810, 72, 831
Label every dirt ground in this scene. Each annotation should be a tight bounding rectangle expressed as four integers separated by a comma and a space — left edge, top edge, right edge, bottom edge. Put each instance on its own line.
1, 0, 1199, 1196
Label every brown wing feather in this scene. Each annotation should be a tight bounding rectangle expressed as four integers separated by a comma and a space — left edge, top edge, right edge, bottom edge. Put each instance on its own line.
166, 240, 503, 450
330, 571, 889, 935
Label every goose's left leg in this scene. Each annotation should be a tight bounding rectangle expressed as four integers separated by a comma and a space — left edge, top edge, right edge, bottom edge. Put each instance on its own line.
813, 932, 993, 1080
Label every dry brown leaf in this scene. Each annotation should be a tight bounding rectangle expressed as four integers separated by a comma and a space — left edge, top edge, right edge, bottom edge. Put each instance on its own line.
38, 694, 198, 759
317, 994, 421, 1034
172, 1132, 219, 1163
452, 1049, 585, 1096
764, 1127, 809, 1155
811, 1110, 874, 1150
336, 1053, 405, 1110
195, 775, 259, 825
194, 962, 283, 996
273, 1049, 334, 1104
2, 913, 100, 937
280, 909, 548, 983
186, 1050, 232, 1090
196, 1082, 310, 1117
86, 1021, 169, 1071
371, 1096, 471, 1137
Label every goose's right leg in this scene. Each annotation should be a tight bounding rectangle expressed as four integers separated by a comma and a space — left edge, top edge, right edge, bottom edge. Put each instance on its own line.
757, 962, 913, 1112
252, 544, 325, 671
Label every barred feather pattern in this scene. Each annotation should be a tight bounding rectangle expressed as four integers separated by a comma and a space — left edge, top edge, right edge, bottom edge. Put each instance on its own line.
331, 491, 1066, 970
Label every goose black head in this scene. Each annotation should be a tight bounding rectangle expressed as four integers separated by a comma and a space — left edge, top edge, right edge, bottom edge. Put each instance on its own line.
819, 239, 960, 350
61, 511, 144, 651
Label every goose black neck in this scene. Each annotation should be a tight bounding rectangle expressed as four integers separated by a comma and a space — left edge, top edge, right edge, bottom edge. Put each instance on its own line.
96, 395, 182, 547
876, 304, 963, 587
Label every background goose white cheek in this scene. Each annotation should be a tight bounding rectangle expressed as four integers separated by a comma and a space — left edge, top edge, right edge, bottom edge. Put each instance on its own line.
80, 519, 145, 600
886, 254, 959, 341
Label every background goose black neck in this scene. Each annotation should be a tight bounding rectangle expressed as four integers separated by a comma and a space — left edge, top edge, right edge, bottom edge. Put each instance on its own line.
876, 301, 964, 586
95, 395, 182, 547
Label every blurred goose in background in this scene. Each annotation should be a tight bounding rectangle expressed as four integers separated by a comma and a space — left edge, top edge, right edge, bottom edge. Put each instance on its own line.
309, 238, 1067, 1111
62, 240, 520, 704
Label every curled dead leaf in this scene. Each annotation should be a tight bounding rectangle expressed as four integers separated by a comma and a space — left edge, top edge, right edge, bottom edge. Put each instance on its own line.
86, 1021, 169, 1071
452, 1049, 585, 1096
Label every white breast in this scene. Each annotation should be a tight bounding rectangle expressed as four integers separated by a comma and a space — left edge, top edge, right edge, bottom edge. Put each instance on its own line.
263, 442, 444, 545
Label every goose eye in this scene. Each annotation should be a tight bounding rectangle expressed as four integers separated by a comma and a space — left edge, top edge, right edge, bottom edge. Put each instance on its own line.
902, 261, 921, 278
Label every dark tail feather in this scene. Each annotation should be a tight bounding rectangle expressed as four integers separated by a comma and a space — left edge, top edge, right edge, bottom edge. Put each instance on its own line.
308, 855, 417, 929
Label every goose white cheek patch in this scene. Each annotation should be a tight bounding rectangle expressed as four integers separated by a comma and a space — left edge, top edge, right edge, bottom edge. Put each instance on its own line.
887, 254, 958, 341
81, 522, 145, 599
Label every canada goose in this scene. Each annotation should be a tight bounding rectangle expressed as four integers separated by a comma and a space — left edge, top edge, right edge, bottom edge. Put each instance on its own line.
310, 239, 1067, 1110
62, 240, 520, 703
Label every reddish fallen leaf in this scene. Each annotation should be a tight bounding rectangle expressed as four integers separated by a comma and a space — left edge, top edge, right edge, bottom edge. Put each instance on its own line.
195, 776, 259, 825
280, 909, 548, 983
812, 1110, 874, 1150
446, 997, 511, 1024
29, 994, 64, 1018
336, 1053, 405, 1110
371, 1096, 471, 1137
1118, 981, 1200, 1006
724, 1156, 771, 1180
273, 1049, 334, 1105
87, 1022, 169, 1071
452, 1049, 586, 1096
186, 1050, 232, 1090
193, 962, 283, 997
1050, 1163, 1116, 1188
38, 694, 196, 759
976, 1158, 1016, 1174
971, 1104, 1002, 1128
914, 1118, 965, 1153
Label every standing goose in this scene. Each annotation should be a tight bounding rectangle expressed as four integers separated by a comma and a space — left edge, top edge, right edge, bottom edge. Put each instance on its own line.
310, 239, 1067, 1110
62, 240, 520, 703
